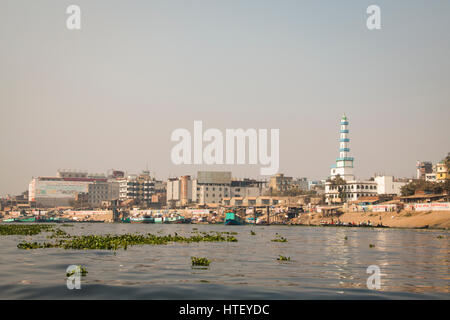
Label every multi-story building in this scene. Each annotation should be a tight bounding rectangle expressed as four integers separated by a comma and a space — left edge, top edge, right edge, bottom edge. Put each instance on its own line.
426, 173, 437, 182
416, 161, 433, 179
269, 173, 293, 192
88, 181, 119, 207
308, 180, 325, 192
374, 176, 408, 196
191, 171, 266, 205
435, 161, 448, 182
326, 181, 378, 203
118, 171, 157, 206
166, 175, 193, 207
291, 177, 309, 191
192, 171, 232, 205
230, 179, 267, 198
29, 170, 108, 207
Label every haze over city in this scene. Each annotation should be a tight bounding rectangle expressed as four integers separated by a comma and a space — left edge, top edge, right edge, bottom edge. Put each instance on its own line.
1, 0, 449, 196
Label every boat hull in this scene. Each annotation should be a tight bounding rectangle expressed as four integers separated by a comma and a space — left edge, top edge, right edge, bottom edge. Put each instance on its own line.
224, 212, 245, 225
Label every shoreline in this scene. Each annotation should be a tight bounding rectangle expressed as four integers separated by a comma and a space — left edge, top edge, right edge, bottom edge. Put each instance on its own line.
296, 210, 450, 230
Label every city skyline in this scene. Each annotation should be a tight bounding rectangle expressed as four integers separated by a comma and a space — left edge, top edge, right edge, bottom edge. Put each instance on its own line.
1, 0, 450, 196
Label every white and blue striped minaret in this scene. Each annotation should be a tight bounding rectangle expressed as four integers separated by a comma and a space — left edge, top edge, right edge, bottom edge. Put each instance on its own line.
330, 114, 355, 181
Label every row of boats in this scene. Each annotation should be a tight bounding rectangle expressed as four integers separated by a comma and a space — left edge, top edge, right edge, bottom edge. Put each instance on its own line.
124, 215, 188, 224
2, 211, 274, 226
125, 211, 246, 225
2, 216, 73, 223
319, 221, 390, 228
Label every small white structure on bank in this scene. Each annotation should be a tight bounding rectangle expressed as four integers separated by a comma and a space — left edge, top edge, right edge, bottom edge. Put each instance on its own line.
325, 114, 377, 204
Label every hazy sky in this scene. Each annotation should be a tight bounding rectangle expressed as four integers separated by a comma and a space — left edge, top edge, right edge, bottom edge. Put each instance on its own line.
1, 0, 449, 196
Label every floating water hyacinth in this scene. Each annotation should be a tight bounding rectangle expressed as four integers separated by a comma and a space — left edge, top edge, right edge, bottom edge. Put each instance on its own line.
17, 232, 238, 250
47, 228, 71, 239
271, 234, 288, 242
250, 231, 256, 236
191, 257, 211, 266
0, 224, 54, 236
277, 255, 290, 261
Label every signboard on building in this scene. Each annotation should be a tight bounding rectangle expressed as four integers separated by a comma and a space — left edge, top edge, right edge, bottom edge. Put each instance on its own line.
414, 202, 450, 211
34, 180, 89, 199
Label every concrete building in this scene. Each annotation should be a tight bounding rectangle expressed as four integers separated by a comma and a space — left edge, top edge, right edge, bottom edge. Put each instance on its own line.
308, 180, 325, 192
230, 179, 267, 198
28, 170, 107, 207
374, 176, 408, 196
192, 171, 232, 205
222, 195, 302, 207
166, 175, 193, 207
88, 181, 119, 207
191, 171, 266, 205
416, 161, 433, 179
269, 173, 293, 192
326, 181, 378, 204
118, 171, 157, 206
435, 161, 448, 182
292, 177, 309, 191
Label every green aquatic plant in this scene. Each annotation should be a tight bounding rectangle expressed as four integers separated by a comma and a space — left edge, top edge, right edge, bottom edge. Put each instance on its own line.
271, 234, 288, 242
369, 244, 375, 248
48, 228, 70, 239
191, 257, 211, 266
66, 265, 88, 277
0, 224, 54, 236
17, 241, 59, 249
277, 255, 290, 261
344, 236, 348, 240
17, 231, 238, 250
437, 235, 444, 239
250, 230, 256, 236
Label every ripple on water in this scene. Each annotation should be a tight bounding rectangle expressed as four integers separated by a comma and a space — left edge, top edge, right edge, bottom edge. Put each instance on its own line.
0, 224, 448, 299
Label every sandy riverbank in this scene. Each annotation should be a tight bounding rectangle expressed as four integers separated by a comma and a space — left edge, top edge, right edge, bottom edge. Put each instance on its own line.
297, 210, 450, 229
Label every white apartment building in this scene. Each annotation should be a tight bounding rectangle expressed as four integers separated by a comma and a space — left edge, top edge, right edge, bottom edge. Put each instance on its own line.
118, 171, 157, 205
374, 176, 408, 195
325, 180, 378, 204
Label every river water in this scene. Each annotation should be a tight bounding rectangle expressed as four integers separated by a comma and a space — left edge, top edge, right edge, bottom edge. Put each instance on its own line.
0, 223, 448, 299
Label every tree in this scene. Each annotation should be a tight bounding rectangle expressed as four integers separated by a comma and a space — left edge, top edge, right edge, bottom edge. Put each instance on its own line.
329, 174, 347, 203
400, 179, 445, 196
445, 152, 450, 175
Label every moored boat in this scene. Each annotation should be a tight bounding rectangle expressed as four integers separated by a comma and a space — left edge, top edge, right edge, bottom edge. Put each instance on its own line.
166, 216, 186, 224
224, 212, 245, 225
130, 215, 154, 224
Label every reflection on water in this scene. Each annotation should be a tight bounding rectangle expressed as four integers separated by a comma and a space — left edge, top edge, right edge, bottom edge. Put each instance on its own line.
0, 224, 448, 299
